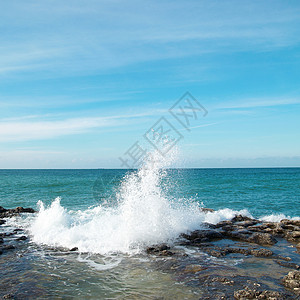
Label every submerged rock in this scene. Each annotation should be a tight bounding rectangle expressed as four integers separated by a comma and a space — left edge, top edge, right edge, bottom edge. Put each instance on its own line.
282, 270, 300, 294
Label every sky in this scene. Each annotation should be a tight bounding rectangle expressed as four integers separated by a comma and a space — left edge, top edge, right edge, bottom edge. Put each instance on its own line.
0, 0, 300, 168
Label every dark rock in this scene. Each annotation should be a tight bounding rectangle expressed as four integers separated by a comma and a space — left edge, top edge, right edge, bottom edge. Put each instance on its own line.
212, 276, 234, 285
275, 260, 300, 270
0, 219, 6, 225
200, 208, 215, 213
238, 220, 259, 227
184, 264, 208, 273
70, 247, 78, 251
234, 287, 287, 299
0, 206, 7, 213
0, 237, 3, 244
281, 219, 300, 227
159, 250, 174, 256
16, 235, 27, 241
282, 270, 300, 294
248, 232, 277, 246
285, 231, 300, 243
250, 248, 273, 257
13, 228, 23, 233
215, 220, 233, 228
182, 229, 223, 242
2, 245, 15, 250
146, 244, 170, 254
231, 215, 254, 223
0, 206, 35, 218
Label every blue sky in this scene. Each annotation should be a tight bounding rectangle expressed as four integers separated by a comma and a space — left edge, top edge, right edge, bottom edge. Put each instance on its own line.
0, 0, 300, 168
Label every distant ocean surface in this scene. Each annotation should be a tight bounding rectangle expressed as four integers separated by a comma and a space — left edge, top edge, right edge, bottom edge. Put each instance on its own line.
1, 168, 299, 219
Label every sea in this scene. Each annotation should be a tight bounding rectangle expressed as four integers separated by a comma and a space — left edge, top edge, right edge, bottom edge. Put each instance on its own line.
0, 155, 300, 298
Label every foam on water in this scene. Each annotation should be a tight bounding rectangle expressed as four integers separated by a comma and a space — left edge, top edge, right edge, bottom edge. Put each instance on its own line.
26, 149, 253, 255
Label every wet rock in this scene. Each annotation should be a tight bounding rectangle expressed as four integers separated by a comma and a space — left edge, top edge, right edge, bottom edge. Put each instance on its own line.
146, 244, 170, 254
234, 287, 287, 299
159, 250, 174, 256
215, 220, 233, 228
284, 231, 300, 243
184, 264, 207, 273
182, 229, 223, 243
16, 235, 27, 241
0, 237, 3, 244
0, 206, 35, 218
276, 255, 292, 261
282, 270, 300, 294
200, 208, 215, 213
248, 232, 277, 246
231, 215, 254, 223
2, 245, 15, 251
212, 276, 234, 285
70, 247, 78, 251
275, 260, 300, 270
281, 219, 300, 227
0, 219, 6, 225
250, 249, 273, 257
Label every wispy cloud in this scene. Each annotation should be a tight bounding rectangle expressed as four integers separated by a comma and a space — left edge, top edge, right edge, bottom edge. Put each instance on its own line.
1, 1, 300, 76
0, 117, 115, 142
215, 97, 300, 110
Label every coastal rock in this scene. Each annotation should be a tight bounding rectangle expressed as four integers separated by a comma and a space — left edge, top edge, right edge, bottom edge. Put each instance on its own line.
231, 215, 254, 223
0, 206, 35, 218
281, 219, 300, 227
146, 244, 170, 254
215, 220, 233, 228
250, 248, 273, 257
248, 232, 277, 246
282, 270, 300, 294
275, 260, 300, 270
200, 208, 215, 213
0, 237, 3, 244
184, 264, 208, 273
0, 219, 6, 225
70, 247, 78, 251
182, 229, 223, 243
284, 231, 300, 243
234, 287, 287, 299
16, 235, 27, 241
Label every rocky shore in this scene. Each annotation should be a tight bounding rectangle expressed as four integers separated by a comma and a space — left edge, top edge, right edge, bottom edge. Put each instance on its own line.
1, 206, 300, 299
0, 206, 35, 256
146, 210, 300, 299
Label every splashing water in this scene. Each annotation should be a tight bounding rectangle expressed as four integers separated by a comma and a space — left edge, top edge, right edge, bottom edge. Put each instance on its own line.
28, 148, 250, 255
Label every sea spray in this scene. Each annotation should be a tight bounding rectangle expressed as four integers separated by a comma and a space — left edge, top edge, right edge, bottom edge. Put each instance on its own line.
28, 148, 251, 254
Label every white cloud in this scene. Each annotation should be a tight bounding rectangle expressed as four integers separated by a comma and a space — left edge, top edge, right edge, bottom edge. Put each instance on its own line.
0, 117, 115, 142
215, 97, 300, 110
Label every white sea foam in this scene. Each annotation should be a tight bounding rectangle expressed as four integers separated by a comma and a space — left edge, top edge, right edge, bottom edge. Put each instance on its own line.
260, 214, 300, 222
27, 148, 257, 255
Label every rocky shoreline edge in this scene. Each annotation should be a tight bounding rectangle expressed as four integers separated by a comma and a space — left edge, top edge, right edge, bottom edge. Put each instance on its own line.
1, 206, 300, 299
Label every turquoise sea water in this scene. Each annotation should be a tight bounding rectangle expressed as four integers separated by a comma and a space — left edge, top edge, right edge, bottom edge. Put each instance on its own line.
1, 168, 299, 218
1, 167, 300, 298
